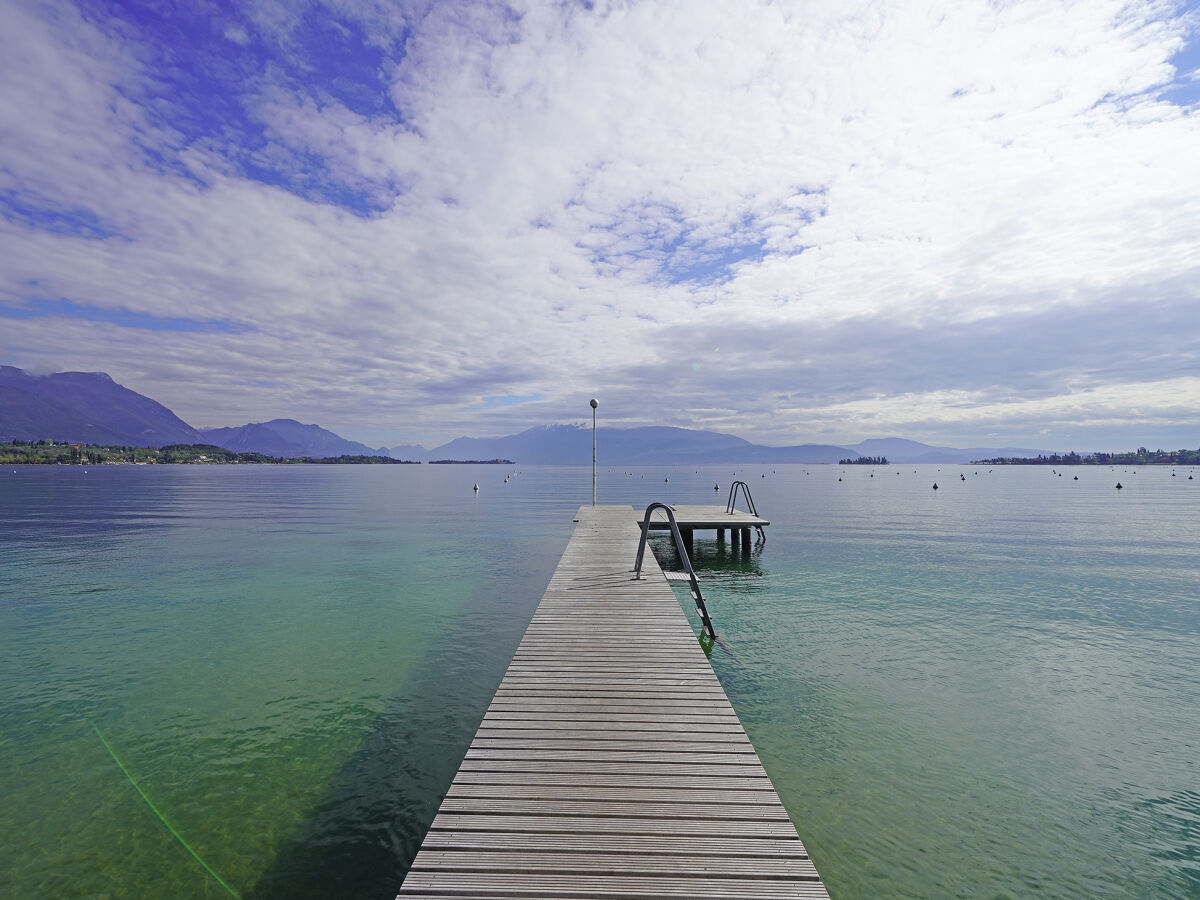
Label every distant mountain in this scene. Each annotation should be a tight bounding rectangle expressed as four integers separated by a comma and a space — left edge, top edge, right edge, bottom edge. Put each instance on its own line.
690, 441, 854, 464
426, 424, 854, 464
1, 365, 1054, 464
429, 424, 592, 464
428, 424, 751, 465
0, 366, 203, 446
388, 443, 429, 462
848, 437, 946, 460
423, 427, 1052, 465
199, 419, 385, 459
1, 367, 389, 458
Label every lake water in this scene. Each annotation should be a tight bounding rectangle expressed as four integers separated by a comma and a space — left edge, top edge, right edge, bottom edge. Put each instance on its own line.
1, 462, 1197, 899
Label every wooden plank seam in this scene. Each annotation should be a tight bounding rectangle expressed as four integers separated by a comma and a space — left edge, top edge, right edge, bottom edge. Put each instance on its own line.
397, 505, 828, 899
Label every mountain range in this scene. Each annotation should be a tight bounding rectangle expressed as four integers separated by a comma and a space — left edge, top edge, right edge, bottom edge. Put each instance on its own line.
1, 366, 1048, 463
0, 365, 203, 446
394, 425, 1046, 465
0, 367, 384, 458
198, 419, 385, 459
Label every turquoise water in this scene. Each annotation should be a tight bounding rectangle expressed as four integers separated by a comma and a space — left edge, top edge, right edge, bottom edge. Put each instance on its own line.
2, 463, 1198, 898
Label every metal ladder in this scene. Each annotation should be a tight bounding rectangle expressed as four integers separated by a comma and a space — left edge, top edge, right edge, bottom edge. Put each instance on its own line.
633, 502, 715, 638
726, 480, 766, 542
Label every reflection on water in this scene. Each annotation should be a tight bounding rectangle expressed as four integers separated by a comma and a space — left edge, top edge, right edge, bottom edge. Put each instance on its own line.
0, 465, 572, 899
666, 464, 1200, 900
649, 532, 768, 577
2, 463, 1198, 898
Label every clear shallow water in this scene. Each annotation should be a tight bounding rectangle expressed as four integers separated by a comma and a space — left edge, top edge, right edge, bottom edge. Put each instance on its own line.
2, 463, 1198, 898
0, 465, 575, 899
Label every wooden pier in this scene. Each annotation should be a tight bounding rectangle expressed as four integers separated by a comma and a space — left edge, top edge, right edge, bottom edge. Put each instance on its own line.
639, 504, 770, 556
398, 505, 828, 899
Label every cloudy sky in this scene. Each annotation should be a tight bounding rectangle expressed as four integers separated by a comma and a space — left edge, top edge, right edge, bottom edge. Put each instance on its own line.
2, 0, 1198, 450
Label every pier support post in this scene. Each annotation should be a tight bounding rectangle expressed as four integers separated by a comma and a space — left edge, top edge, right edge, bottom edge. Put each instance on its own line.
731, 528, 740, 550
717, 527, 725, 542
681, 528, 694, 557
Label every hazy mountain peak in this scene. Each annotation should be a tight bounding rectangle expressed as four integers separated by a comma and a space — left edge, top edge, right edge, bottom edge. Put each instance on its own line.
198, 418, 383, 458
2, 366, 1055, 463
53, 371, 115, 382
0, 366, 201, 446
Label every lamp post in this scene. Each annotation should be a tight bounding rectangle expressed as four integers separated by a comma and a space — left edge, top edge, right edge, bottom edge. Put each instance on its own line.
590, 398, 598, 506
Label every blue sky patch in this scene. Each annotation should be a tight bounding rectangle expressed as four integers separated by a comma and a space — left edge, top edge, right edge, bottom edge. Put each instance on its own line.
663, 238, 768, 285
482, 394, 543, 407
0, 297, 252, 334
77, 0, 409, 213
581, 197, 819, 287
1, 190, 122, 240
1162, 32, 1200, 106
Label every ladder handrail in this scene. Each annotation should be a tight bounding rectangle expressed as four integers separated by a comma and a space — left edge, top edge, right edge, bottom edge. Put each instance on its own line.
725, 480, 759, 516
726, 480, 766, 541
634, 502, 715, 638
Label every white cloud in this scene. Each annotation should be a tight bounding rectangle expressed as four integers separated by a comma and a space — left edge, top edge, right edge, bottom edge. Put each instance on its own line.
777, 376, 1200, 438
1, 0, 1198, 447
224, 23, 250, 45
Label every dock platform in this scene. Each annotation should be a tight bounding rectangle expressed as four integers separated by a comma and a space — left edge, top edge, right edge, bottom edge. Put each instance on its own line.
397, 505, 828, 899
640, 504, 768, 531
641, 503, 768, 555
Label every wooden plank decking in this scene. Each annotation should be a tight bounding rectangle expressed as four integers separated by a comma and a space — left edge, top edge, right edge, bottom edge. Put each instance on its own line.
640, 504, 769, 531
397, 505, 828, 899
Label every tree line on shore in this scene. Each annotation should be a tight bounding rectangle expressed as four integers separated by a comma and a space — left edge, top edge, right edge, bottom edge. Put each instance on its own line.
975, 448, 1200, 466
0, 440, 416, 465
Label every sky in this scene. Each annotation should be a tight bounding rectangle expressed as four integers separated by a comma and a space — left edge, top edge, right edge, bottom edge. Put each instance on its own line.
1, 0, 1199, 451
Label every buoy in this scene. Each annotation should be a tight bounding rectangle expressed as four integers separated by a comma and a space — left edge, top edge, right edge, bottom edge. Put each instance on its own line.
473, 483, 479, 492
932, 483, 939, 490
837, 477, 842, 482
714, 484, 719, 491
1115, 482, 1123, 490
1073, 476, 1078, 480
664, 477, 668, 482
